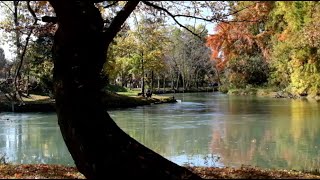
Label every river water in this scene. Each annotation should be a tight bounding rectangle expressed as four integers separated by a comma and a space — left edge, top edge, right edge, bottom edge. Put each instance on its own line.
1, 92, 320, 171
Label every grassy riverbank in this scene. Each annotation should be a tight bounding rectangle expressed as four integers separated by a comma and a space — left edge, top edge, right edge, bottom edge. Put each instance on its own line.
1, 164, 320, 179
0, 92, 176, 112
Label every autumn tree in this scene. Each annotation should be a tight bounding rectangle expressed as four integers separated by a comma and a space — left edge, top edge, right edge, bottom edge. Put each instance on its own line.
206, 1, 273, 88
268, 1, 320, 96
131, 15, 169, 94
105, 23, 136, 87
164, 25, 212, 91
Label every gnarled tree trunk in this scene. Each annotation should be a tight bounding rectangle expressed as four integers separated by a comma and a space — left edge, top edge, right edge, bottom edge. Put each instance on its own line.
49, 0, 201, 179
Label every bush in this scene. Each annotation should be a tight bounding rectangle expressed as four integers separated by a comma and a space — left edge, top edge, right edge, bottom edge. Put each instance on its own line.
226, 54, 270, 88
105, 84, 128, 92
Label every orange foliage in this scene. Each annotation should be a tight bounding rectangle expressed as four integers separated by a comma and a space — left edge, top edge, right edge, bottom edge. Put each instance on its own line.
278, 29, 288, 41
206, 2, 273, 70
206, 21, 255, 70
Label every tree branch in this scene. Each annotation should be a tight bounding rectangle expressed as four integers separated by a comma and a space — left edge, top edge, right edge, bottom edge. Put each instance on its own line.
173, 14, 259, 24
14, 1, 38, 101
173, 14, 225, 23
223, 2, 257, 17
103, 1, 140, 45
103, 1, 118, 8
142, 1, 203, 40
143, 1, 264, 38
0, 1, 14, 13
27, 1, 38, 20
42, 16, 57, 23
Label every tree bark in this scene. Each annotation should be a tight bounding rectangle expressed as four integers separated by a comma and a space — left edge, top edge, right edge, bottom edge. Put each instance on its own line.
141, 52, 145, 96
49, 0, 201, 179
151, 70, 154, 91
157, 74, 160, 91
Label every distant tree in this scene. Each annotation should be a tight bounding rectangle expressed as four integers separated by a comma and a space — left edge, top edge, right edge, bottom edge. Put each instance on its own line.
0, 48, 6, 70
165, 25, 212, 90
206, 1, 273, 88
268, 1, 320, 95
0, 1, 55, 100
26, 33, 54, 95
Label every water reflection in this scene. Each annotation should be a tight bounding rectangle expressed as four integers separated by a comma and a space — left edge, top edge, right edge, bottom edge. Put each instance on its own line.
208, 95, 320, 171
0, 93, 320, 172
0, 112, 74, 166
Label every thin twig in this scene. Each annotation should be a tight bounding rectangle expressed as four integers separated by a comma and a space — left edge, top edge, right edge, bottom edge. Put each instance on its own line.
142, 1, 203, 40
0, 1, 14, 13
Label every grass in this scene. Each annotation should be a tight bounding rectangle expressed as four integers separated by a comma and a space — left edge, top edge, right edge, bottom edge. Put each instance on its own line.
0, 89, 176, 112
21, 94, 52, 102
117, 90, 140, 97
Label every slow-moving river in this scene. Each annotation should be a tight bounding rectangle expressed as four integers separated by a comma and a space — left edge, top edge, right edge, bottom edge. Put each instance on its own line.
1, 92, 320, 172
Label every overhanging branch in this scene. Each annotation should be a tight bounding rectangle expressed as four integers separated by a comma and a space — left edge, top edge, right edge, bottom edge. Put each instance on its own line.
142, 1, 203, 40
103, 1, 140, 45
143, 1, 264, 38
0, 1, 14, 13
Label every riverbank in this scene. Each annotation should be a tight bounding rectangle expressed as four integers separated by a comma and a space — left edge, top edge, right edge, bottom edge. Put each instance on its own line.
1, 164, 320, 179
0, 93, 176, 112
226, 87, 320, 100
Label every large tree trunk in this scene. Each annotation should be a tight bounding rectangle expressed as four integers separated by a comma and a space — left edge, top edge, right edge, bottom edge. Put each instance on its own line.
49, 1, 201, 179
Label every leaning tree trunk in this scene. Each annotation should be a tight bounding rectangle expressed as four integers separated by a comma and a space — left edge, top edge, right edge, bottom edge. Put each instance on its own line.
49, 1, 201, 179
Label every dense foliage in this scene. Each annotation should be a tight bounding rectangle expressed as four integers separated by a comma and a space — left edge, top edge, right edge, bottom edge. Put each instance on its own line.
206, 1, 320, 97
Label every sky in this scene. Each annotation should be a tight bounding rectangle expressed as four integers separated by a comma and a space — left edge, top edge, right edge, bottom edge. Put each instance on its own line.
0, 4, 13, 61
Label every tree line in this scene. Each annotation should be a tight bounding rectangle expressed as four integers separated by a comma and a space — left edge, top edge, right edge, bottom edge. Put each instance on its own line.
206, 1, 320, 97
0, 2, 218, 99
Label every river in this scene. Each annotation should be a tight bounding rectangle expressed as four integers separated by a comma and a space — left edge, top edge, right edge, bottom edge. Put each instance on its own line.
1, 92, 320, 172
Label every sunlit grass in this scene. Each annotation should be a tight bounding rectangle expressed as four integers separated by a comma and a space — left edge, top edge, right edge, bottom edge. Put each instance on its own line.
117, 90, 140, 97
21, 94, 51, 102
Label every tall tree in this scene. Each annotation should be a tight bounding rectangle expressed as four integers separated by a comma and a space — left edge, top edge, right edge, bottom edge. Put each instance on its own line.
48, 1, 205, 179
2, 0, 235, 178
206, 1, 273, 88
132, 15, 168, 93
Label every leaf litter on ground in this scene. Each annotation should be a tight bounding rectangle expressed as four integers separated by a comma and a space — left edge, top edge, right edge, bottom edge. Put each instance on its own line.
1, 164, 320, 179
